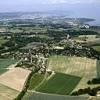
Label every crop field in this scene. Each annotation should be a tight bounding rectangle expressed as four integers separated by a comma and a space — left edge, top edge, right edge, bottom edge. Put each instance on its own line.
28, 73, 45, 90
0, 68, 31, 91
0, 37, 8, 46
48, 56, 97, 91
73, 59, 97, 91
96, 60, 100, 78
10, 27, 47, 33
0, 58, 17, 68
25, 56, 98, 98
0, 27, 6, 32
0, 58, 17, 74
73, 35, 100, 44
92, 46, 100, 52
36, 73, 81, 95
23, 91, 88, 100
48, 56, 96, 77
0, 83, 19, 100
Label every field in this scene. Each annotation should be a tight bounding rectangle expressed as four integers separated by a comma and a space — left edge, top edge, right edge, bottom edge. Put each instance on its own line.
0, 37, 8, 46
48, 56, 97, 91
0, 83, 19, 100
96, 60, 100, 78
36, 73, 81, 95
28, 73, 45, 90
0, 58, 17, 74
23, 91, 88, 100
92, 46, 100, 52
48, 56, 96, 77
10, 27, 47, 33
78, 35, 99, 42
22, 55, 99, 99
0, 67, 31, 91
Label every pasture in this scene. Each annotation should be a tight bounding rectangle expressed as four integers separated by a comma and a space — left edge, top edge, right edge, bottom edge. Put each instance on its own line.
36, 73, 81, 95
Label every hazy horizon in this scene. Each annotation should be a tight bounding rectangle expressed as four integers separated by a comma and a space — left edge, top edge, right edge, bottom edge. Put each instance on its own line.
0, 0, 100, 25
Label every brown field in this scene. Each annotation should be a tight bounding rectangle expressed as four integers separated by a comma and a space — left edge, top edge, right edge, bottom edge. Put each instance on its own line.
0, 83, 19, 100
0, 67, 31, 91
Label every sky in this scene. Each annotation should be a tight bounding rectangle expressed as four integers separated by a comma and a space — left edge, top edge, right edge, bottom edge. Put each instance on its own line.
0, 0, 100, 12
0, 0, 100, 23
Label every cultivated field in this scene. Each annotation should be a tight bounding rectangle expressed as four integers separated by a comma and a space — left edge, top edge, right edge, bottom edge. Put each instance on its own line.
48, 56, 97, 92
96, 60, 100, 78
78, 35, 99, 42
0, 58, 17, 75
92, 46, 100, 52
0, 37, 8, 46
0, 83, 19, 100
0, 67, 31, 91
23, 91, 89, 100
73, 59, 97, 91
36, 73, 81, 95
28, 73, 45, 90
48, 56, 96, 77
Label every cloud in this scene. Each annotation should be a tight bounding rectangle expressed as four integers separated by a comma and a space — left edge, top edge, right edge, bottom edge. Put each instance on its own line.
42, 0, 100, 4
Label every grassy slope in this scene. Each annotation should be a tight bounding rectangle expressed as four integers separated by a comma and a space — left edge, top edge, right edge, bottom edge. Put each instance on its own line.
36, 73, 81, 95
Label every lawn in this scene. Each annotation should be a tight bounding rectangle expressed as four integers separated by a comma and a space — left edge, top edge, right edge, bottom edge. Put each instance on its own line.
36, 73, 81, 95
0, 58, 17, 74
28, 73, 45, 90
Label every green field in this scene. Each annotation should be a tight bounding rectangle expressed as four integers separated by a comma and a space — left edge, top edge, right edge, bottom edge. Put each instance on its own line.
0, 58, 17, 74
0, 37, 8, 46
48, 56, 97, 90
96, 60, 100, 78
0, 83, 19, 100
28, 73, 45, 90
10, 27, 47, 33
36, 73, 81, 95
23, 91, 88, 100
92, 46, 100, 52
